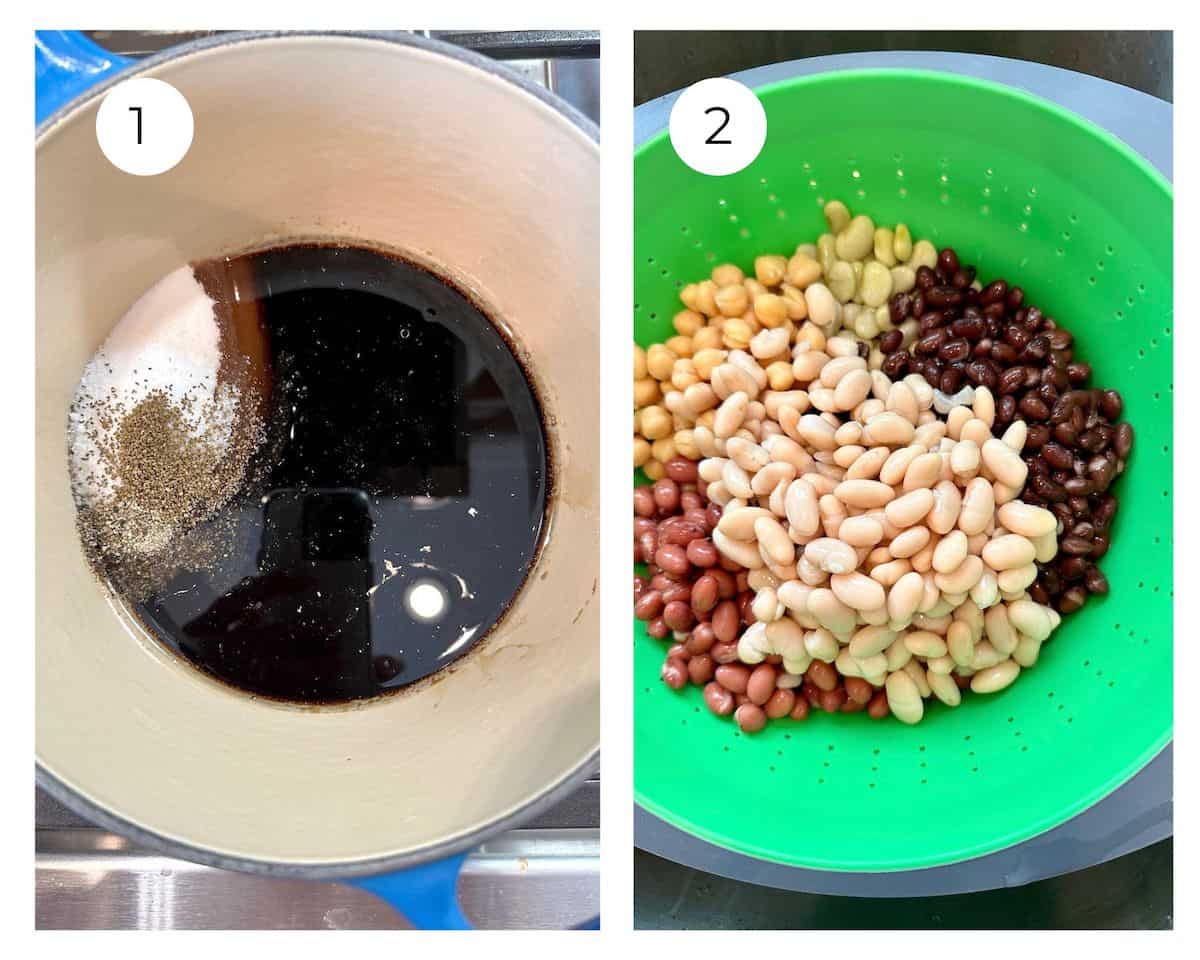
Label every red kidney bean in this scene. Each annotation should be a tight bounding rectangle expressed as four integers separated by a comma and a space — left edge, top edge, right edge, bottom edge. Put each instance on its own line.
634, 590, 663, 621
680, 490, 703, 512
747, 664, 777, 705
664, 457, 699, 484
708, 568, 737, 600
661, 581, 691, 606
654, 544, 690, 577
661, 658, 687, 689
790, 697, 811, 721
652, 478, 681, 513
686, 538, 718, 568
765, 688, 796, 719
667, 643, 690, 661
867, 690, 890, 719
663, 600, 694, 632
806, 659, 838, 693
715, 663, 750, 694
686, 623, 716, 655
688, 654, 716, 685
703, 682, 735, 716
633, 487, 656, 517
844, 676, 873, 705
638, 531, 658, 565
710, 641, 739, 664
658, 516, 706, 546
647, 617, 669, 640
734, 703, 767, 733
737, 591, 755, 626
690, 574, 719, 615
819, 687, 848, 713
840, 696, 866, 714
711, 600, 740, 644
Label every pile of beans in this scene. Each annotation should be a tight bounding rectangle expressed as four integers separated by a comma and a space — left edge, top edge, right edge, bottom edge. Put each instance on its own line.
633, 459, 764, 706
632, 201, 936, 480
635, 201, 1136, 733
880, 247, 1134, 613
699, 354, 1063, 728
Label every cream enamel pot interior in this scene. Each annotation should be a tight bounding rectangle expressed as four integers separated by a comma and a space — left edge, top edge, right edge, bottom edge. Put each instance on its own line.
35, 31, 599, 910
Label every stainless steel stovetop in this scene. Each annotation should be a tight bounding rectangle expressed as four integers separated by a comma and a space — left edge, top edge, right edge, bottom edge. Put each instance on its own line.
36, 29, 600, 931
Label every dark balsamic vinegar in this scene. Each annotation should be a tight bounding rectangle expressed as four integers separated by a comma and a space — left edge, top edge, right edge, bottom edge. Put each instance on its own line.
136, 244, 548, 702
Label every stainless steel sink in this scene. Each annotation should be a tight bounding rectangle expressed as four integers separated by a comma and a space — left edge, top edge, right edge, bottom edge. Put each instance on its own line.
36, 765, 599, 929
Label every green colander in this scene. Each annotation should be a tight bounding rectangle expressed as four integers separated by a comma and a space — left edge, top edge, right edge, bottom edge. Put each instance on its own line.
634, 69, 1173, 872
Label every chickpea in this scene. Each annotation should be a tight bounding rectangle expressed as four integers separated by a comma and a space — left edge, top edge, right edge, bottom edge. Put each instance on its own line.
715, 284, 749, 318
643, 458, 665, 481
743, 278, 767, 299
695, 280, 719, 317
665, 335, 694, 359
670, 359, 700, 391
646, 343, 677, 381
673, 309, 704, 337
755, 254, 787, 287
692, 326, 724, 352
722, 317, 752, 350
674, 428, 701, 460
754, 293, 790, 329
634, 344, 648, 381
712, 263, 745, 286
779, 283, 809, 320
795, 321, 826, 352
692, 347, 727, 381
766, 360, 795, 391
651, 437, 677, 463
634, 377, 661, 408
633, 436, 651, 467
639, 405, 672, 440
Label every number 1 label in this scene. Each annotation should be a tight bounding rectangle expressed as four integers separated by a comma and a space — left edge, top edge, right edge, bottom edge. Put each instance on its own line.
96, 77, 193, 176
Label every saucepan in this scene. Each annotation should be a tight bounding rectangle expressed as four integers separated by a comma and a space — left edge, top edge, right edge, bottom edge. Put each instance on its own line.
35, 30, 599, 929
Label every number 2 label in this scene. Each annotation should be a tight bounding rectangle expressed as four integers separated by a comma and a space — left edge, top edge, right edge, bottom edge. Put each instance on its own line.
669, 78, 767, 177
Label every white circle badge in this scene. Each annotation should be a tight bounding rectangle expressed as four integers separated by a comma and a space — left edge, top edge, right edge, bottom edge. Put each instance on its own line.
95, 77, 194, 176
669, 77, 767, 177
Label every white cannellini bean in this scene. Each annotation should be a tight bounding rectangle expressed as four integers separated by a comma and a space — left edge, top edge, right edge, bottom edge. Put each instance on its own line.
885, 669, 924, 724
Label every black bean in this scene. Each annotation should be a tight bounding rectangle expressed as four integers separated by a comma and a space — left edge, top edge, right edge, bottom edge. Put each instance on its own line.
939, 338, 971, 363
926, 285, 963, 308
881, 351, 910, 378
1025, 424, 1050, 449
1041, 442, 1073, 470
920, 310, 947, 333
1063, 476, 1092, 497
915, 265, 937, 290
1046, 329, 1074, 351
1084, 566, 1110, 595
1017, 394, 1049, 420
990, 342, 1018, 365
1021, 336, 1050, 362
966, 360, 997, 389
880, 328, 903, 354
1030, 475, 1067, 504
950, 315, 986, 340
938, 248, 960, 276
939, 366, 965, 394
979, 279, 1008, 305
1066, 362, 1092, 384
997, 367, 1026, 396
996, 393, 1017, 423
1003, 324, 1031, 351
1058, 586, 1087, 613
1113, 422, 1134, 458
916, 330, 947, 355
